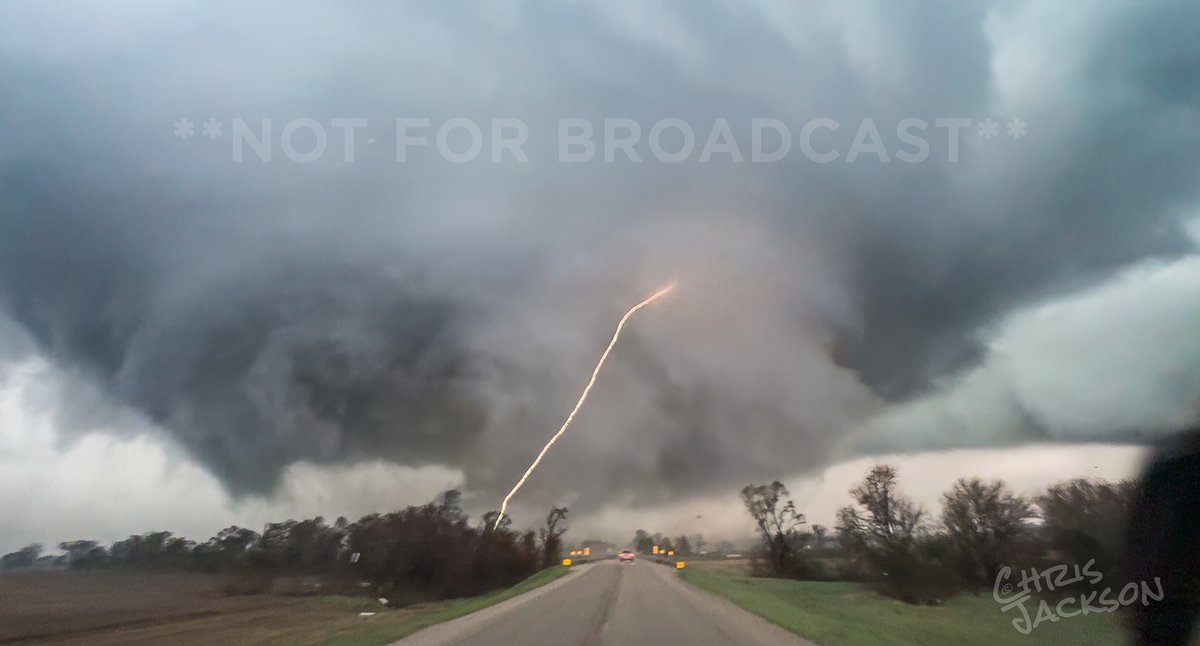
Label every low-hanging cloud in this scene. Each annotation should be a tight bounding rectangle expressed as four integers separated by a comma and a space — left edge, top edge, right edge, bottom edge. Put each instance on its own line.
1, 0, 1198, 515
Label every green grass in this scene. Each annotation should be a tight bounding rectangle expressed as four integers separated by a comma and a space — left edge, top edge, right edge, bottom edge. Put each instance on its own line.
322, 566, 570, 646
678, 567, 1127, 646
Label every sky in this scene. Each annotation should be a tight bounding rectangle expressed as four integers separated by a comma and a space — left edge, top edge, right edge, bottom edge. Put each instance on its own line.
1, 0, 1198, 551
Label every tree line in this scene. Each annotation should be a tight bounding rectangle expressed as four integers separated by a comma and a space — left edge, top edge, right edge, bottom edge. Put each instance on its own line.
1, 490, 570, 602
629, 530, 736, 557
741, 465, 1139, 604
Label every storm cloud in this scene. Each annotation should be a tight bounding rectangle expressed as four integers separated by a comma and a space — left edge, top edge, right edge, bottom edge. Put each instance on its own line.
1, 0, 1198, 514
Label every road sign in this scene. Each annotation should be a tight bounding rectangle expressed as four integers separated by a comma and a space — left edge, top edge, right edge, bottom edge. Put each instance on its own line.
676, 561, 686, 569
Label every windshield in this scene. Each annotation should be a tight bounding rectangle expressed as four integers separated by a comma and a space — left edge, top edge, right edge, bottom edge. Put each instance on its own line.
1, 2, 1198, 645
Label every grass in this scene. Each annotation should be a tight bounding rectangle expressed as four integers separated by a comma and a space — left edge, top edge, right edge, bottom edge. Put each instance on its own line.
322, 566, 570, 646
678, 567, 1128, 646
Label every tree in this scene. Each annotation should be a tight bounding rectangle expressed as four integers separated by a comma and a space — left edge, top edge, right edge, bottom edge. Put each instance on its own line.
0, 543, 43, 570
436, 490, 465, 523
633, 530, 654, 554
110, 532, 175, 568
260, 520, 299, 557
810, 525, 828, 550
540, 506, 569, 567
1038, 478, 1137, 579
202, 526, 260, 569
259, 517, 340, 570
837, 465, 955, 604
293, 517, 341, 568
163, 536, 195, 559
481, 511, 512, 533
675, 536, 692, 555
836, 465, 923, 552
690, 534, 707, 554
2, 490, 544, 602
59, 540, 107, 568
741, 481, 807, 577
213, 526, 260, 552
941, 477, 1035, 588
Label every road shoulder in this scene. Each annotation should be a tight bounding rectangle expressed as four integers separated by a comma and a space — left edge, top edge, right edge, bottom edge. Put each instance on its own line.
650, 563, 816, 646
388, 563, 593, 646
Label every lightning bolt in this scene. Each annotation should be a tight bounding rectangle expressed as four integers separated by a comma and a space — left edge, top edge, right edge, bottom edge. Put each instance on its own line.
493, 282, 677, 530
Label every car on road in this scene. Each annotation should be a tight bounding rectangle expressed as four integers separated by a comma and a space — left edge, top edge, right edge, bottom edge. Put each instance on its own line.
618, 550, 636, 563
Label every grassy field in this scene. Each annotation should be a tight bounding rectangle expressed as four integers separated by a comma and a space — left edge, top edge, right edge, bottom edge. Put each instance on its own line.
678, 565, 1129, 646
0, 567, 568, 645
682, 557, 753, 576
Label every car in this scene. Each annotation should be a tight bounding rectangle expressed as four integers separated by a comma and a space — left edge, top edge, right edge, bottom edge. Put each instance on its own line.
618, 550, 636, 563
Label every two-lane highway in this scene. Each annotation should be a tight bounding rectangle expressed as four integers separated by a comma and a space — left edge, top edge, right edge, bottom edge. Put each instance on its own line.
393, 560, 813, 646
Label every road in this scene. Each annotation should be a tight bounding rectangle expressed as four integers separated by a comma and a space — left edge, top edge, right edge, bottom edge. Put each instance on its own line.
393, 560, 814, 646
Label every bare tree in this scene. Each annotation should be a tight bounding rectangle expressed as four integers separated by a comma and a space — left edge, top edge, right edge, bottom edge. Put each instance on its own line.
941, 477, 1035, 587
836, 465, 961, 603
741, 481, 806, 576
837, 465, 923, 551
540, 506, 569, 567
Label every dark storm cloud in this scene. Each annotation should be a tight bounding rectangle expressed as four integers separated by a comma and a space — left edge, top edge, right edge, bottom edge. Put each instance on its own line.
0, 0, 1198, 508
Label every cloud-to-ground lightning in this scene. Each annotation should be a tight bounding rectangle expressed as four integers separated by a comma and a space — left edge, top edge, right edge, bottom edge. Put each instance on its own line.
492, 282, 677, 530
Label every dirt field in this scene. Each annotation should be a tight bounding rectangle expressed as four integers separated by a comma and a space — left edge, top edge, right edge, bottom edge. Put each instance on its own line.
0, 570, 438, 645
